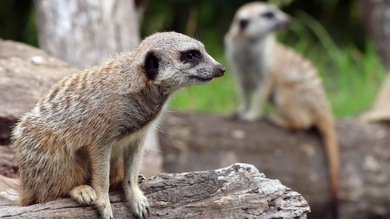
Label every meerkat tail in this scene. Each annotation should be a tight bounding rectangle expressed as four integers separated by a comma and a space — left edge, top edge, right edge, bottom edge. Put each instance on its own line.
316, 114, 340, 218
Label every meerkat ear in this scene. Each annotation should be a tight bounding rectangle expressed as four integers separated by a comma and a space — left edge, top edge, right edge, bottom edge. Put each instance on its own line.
144, 51, 159, 80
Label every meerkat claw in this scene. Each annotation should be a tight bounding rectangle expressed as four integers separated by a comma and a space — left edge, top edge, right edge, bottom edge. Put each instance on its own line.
137, 175, 146, 185
69, 185, 97, 205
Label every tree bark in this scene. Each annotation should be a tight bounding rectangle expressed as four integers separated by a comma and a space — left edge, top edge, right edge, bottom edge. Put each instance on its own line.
34, 0, 140, 69
0, 163, 310, 219
358, 0, 390, 69
160, 112, 390, 219
0, 39, 75, 145
0, 146, 18, 179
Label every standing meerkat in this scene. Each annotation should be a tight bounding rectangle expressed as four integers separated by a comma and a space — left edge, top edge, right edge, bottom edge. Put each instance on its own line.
225, 1, 340, 214
11, 31, 225, 219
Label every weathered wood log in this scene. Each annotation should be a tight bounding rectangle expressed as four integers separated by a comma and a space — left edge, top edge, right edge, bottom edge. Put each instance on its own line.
159, 112, 390, 219
0, 175, 19, 206
0, 146, 18, 179
0, 39, 75, 145
0, 163, 310, 218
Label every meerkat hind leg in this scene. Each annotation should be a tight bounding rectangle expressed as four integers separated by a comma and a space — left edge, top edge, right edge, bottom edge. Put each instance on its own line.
268, 111, 311, 131
268, 113, 295, 129
69, 185, 97, 205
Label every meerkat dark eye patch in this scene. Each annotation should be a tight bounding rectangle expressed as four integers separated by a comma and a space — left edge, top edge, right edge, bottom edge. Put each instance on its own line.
144, 51, 159, 80
261, 11, 274, 19
181, 50, 201, 64
239, 19, 250, 30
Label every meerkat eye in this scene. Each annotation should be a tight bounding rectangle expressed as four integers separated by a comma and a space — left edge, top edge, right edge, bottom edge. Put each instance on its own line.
239, 18, 250, 30
186, 53, 195, 60
261, 11, 274, 19
181, 50, 201, 63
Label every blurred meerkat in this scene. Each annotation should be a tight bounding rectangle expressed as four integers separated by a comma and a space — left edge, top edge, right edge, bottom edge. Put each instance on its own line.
11, 32, 225, 219
225, 1, 340, 212
360, 73, 390, 122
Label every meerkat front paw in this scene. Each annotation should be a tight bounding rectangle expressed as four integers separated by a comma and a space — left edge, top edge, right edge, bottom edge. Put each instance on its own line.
127, 187, 150, 219
240, 111, 259, 122
69, 185, 97, 205
231, 111, 258, 122
131, 194, 150, 219
95, 195, 114, 219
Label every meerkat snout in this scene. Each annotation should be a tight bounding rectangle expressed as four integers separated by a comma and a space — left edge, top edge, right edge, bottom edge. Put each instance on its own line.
214, 64, 226, 77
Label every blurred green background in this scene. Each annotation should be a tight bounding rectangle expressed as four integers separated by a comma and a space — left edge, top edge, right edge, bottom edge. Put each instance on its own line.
0, 0, 387, 118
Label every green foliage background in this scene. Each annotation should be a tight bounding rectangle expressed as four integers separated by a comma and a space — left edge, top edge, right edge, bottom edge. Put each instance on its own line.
0, 0, 387, 118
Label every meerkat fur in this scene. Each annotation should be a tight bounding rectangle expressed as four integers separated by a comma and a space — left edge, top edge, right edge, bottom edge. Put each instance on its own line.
11, 31, 225, 219
225, 1, 340, 213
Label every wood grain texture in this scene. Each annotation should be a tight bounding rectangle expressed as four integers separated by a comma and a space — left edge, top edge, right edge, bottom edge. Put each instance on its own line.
0, 163, 310, 219
160, 112, 390, 219
34, 0, 140, 68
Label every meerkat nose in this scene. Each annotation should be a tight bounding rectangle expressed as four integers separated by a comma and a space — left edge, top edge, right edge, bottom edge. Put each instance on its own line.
214, 64, 225, 77
284, 16, 291, 27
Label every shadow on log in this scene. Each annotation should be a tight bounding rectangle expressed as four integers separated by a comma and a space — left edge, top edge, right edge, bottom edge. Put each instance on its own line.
160, 112, 390, 219
0, 164, 309, 218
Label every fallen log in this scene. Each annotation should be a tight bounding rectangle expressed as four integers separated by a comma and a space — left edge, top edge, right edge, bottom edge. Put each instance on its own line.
0, 39, 75, 145
0, 146, 18, 179
160, 112, 390, 219
0, 163, 310, 218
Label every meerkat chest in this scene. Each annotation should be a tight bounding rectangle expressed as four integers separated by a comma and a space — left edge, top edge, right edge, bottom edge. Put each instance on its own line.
230, 42, 267, 88
116, 123, 153, 149
116, 90, 168, 139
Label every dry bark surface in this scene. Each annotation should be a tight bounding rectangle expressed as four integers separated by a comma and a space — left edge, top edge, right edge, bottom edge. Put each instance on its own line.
0, 39, 75, 145
0, 146, 18, 179
160, 112, 390, 219
34, 0, 140, 68
0, 163, 310, 219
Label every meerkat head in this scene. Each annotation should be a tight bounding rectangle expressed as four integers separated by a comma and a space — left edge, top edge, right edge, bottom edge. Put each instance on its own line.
228, 2, 290, 40
137, 32, 225, 90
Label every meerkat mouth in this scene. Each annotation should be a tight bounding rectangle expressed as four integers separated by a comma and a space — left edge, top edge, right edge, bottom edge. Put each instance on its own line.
189, 75, 214, 83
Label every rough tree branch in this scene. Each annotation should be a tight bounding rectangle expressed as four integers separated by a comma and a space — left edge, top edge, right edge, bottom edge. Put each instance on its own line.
0, 164, 310, 218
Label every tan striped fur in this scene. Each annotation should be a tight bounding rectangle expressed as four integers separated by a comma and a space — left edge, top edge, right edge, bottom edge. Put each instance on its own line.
11, 32, 225, 219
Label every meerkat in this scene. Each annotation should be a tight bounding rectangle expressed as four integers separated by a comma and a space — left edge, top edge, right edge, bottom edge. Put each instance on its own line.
360, 73, 390, 122
225, 1, 340, 214
11, 31, 225, 219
